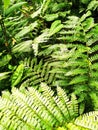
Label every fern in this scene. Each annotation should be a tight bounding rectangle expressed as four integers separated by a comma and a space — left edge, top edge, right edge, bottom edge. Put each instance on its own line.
33, 11, 98, 113
87, 0, 98, 11
19, 58, 55, 88
11, 64, 24, 87
44, 11, 98, 111
7, 8, 98, 112
0, 0, 98, 123
0, 83, 98, 130
75, 111, 98, 130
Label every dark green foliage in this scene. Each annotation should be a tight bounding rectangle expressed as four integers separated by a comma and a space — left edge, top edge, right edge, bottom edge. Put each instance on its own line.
0, 0, 98, 122
45, 11, 98, 111
20, 58, 55, 88
35, 10, 98, 111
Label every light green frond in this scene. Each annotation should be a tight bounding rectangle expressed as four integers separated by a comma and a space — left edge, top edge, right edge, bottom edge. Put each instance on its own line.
87, 1, 98, 11
75, 111, 98, 130
0, 84, 75, 129
0, 84, 98, 129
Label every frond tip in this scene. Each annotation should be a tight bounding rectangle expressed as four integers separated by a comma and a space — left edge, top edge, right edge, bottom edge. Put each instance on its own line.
75, 111, 98, 130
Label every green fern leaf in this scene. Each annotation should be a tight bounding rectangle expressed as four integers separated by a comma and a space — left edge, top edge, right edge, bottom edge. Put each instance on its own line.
0, 84, 98, 129
0, 54, 12, 67
87, 1, 98, 11
15, 22, 38, 39
0, 72, 10, 80
11, 64, 24, 87
75, 111, 98, 130
3, 0, 10, 10
12, 40, 33, 53
5, 2, 27, 15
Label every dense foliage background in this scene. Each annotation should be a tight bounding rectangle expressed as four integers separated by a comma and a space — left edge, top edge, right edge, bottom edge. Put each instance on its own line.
0, 0, 98, 129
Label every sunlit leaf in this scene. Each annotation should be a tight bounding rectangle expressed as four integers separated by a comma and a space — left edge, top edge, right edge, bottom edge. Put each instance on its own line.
5, 2, 27, 15
11, 64, 24, 87
15, 22, 38, 39
12, 40, 33, 53
44, 13, 59, 21
0, 54, 12, 67
49, 20, 63, 36
3, 0, 10, 10
0, 72, 10, 80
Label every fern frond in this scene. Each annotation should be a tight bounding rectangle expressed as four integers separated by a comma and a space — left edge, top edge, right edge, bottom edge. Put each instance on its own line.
45, 12, 98, 110
87, 1, 98, 11
56, 86, 76, 121
0, 84, 77, 129
75, 111, 98, 130
0, 84, 98, 130
20, 58, 55, 88
0, 72, 10, 80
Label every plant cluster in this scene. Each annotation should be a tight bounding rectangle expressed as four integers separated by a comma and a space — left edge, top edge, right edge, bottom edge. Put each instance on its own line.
0, 0, 98, 129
